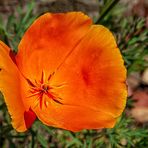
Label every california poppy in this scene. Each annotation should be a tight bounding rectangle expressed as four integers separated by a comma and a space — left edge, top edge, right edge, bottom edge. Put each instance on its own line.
0, 12, 127, 132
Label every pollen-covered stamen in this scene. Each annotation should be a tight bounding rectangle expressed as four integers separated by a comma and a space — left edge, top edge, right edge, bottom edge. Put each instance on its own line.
26, 71, 63, 109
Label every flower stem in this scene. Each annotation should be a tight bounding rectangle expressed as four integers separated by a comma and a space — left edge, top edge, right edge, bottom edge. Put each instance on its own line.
95, 0, 120, 24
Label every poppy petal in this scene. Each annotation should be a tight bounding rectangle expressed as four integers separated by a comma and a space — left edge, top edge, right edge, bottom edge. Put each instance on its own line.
31, 25, 127, 131
52, 25, 127, 117
0, 41, 31, 132
16, 12, 92, 81
34, 100, 117, 131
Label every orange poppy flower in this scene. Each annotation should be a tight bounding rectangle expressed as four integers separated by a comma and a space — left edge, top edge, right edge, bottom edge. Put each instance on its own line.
0, 12, 127, 132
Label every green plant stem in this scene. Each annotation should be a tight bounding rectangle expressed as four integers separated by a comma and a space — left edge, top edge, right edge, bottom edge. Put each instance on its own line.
96, 0, 120, 24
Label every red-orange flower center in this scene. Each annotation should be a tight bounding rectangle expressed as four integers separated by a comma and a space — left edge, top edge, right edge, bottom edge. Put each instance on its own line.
26, 71, 63, 109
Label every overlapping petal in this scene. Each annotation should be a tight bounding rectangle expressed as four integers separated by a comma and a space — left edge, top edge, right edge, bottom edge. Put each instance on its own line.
0, 41, 28, 132
16, 12, 92, 81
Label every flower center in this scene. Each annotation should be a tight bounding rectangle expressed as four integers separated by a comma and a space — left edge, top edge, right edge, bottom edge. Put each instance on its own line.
42, 84, 49, 92
26, 71, 63, 109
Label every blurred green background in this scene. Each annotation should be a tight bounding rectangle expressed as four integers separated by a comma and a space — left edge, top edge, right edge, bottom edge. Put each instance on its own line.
0, 0, 148, 147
